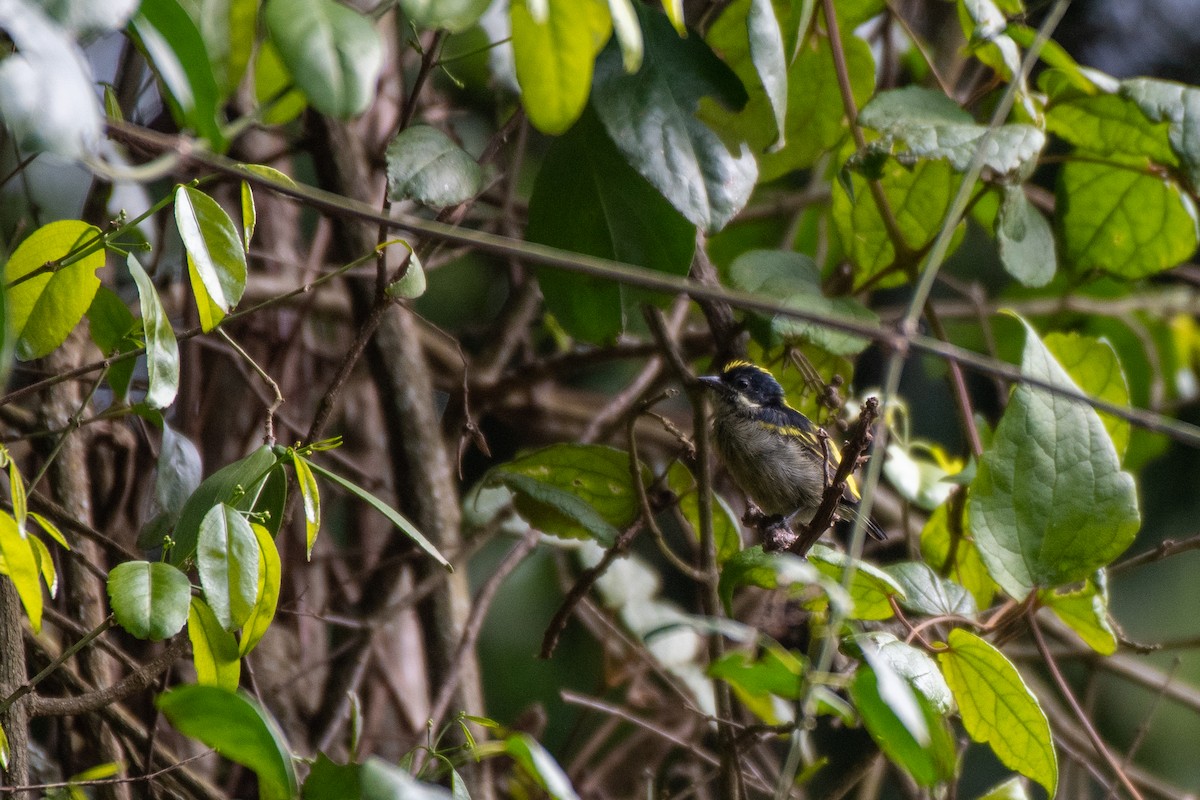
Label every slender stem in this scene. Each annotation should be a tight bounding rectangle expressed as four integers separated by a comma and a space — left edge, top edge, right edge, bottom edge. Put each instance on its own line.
0, 616, 114, 715
217, 328, 284, 443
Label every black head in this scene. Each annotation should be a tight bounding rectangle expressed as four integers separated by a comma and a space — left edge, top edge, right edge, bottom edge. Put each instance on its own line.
699, 361, 786, 408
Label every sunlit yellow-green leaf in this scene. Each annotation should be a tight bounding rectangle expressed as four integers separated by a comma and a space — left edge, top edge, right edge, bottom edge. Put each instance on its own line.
189, 596, 241, 690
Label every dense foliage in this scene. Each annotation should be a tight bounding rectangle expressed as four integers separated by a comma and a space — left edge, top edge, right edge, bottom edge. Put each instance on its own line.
0, 0, 1199, 798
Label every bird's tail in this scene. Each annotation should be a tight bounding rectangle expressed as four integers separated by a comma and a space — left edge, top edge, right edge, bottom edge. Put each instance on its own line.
838, 501, 887, 541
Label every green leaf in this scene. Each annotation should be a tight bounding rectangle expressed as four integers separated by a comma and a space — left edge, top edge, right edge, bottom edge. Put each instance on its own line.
728, 249, 879, 356
188, 596, 241, 690
1120, 77, 1200, 189
292, 454, 321, 559
240, 181, 255, 252
920, 502, 993, 611
253, 39, 307, 124
884, 561, 976, 618
29, 512, 70, 551
1043, 332, 1130, 460
28, 534, 57, 598
485, 444, 645, 546
852, 641, 957, 787
197, 503, 260, 630
510, 0, 611, 135
175, 185, 248, 331
808, 544, 904, 620
157, 685, 298, 800
5, 220, 104, 361
858, 86, 1044, 174
302, 753, 362, 800
132, 0, 226, 148
526, 108, 694, 343
8, 461, 25, 535
263, 0, 383, 118
168, 444, 277, 565
976, 776, 1031, 800
126, 254, 180, 409
0, 512, 41, 631
592, 3, 757, 232
140, 423, 203, 550
385, 125, 483, 209
0, 723, 7, 770
855, 631, 953, 714
967, 316, 1140, 599
356, 757, 454, 799
710, 645, 804, 723
666, 462, 741, 565
305, 459, 452, 570
400, 0, 492, 33
1046, 91, 1178, 170
717, 545, 845, 616
1056, 160, 1198, 279
239, 522, 281, 656
178, 0, 258, 97
86, 285, 137, 355
747, 0, 786, 149
938, 628, 1057, 796
106, 560, 190, 641
701, 7, 875, 180
832, 156, 964, 288
505, 733, 580, 800
606, 0, 643, 73
996, 185, 1056, 288
1039, 574, 1117, 655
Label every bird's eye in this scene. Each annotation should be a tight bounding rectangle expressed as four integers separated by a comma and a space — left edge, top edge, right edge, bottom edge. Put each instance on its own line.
734, 378, 750, 390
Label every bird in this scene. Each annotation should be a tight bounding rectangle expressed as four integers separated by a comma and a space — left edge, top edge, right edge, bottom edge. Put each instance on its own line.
697, 360, 885, 541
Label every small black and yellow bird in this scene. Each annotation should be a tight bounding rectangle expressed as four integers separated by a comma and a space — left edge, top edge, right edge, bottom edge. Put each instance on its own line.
698, 361, 885, 541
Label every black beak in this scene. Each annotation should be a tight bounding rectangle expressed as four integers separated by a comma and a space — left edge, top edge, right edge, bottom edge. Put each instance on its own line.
696, 375, 723, 393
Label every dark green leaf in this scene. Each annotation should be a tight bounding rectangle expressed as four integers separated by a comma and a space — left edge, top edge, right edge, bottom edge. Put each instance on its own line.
592, 4, 756, 232
666, 462, 741, 565
86, 286, 137, 355
850, 656, 957, 787
526, 109, 694, 343
6, 220, 103, 361
175, 185, 247, 331
968, 316, 1139, 598
385, 125, 483, 209
197, 503, 260, 631
140, 423, 203, 550
157, 685, 298, 800
177, 0, 257, 97
169, 444, 277, 565
305, 459, 452, 570
264, 0, 384, 118
132, 0, 225, 148
1056, 160, 1198, 279
710, 645, 804, 722
1046, 91, 1178, 169
884, 561, 976, 618
938, 628, 1056, 795
107, 560, 190, 641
